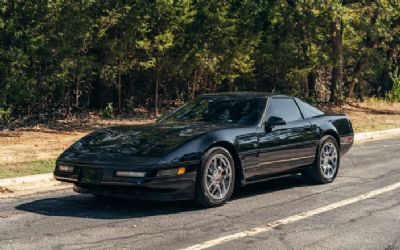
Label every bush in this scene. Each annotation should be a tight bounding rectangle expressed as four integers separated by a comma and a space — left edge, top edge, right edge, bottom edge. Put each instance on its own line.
385, 67, 400, 102
126, 97, 135, 113
0, 108, 12, 123
102, 102, 114, 118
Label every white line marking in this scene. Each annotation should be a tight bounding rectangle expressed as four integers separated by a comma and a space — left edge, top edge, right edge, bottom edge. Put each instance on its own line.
382, 143, 400, 147
181, 181, 400, 250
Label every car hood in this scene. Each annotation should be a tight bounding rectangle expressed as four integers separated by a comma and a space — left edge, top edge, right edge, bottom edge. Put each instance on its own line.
58, 122, 227, 165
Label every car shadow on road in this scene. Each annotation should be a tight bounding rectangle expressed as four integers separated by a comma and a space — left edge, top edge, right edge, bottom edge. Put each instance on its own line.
15, 175, 309, 220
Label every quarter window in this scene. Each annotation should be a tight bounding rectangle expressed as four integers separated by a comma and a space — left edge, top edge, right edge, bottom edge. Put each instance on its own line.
295, 98, 324, 118
266, 98, 303, 123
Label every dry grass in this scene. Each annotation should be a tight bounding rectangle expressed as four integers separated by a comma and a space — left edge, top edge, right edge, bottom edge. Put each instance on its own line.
322, 99, 400, 132
0, 117, 155, 165
0, 118, 154, 179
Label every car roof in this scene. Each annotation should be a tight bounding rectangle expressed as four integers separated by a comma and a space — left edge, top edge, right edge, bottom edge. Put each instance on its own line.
200, 92, 290, 98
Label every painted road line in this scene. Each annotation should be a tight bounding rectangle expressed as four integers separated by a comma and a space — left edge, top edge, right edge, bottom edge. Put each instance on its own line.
180, 181, 400, 250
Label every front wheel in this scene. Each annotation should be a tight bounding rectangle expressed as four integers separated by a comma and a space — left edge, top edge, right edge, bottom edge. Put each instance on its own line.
302, 135, 340, 184
195, 147, 236, 207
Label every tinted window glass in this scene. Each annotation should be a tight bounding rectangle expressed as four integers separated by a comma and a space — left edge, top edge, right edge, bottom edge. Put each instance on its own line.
266, 98, 302, 123
295, 99, 324, 118
159, 97, 267, 125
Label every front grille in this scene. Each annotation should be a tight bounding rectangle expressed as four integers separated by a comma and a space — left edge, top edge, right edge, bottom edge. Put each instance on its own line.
78, 167, 103, 184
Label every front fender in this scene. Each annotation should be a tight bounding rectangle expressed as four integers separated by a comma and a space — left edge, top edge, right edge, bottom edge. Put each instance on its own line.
160, 127, 257, 165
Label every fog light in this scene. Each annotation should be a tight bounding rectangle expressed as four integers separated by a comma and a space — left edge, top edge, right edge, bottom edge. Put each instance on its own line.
156, 168, 177, 177
58, 165, 74, 173
157, 167, 186, 177
115, 171, 146, 178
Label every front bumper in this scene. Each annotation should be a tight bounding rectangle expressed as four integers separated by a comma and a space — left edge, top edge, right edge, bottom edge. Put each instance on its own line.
53, 162, 199, 201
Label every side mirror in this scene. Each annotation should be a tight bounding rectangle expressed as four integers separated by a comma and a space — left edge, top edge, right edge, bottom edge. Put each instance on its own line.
264, 116, 286, 132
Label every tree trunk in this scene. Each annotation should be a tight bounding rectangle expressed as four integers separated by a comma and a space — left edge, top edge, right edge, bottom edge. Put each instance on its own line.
379, 42, 396, 94
347, 9, 379, 99
330, 17, 343, 103
75, 77, 80, 108
155, 58, 160, 116
191, 69, 197, 99
117, 73, 122, 112
347, 59, 366, 99
228, 79, 235, 91
307, 70, 318, 100
86, 87, 91, 108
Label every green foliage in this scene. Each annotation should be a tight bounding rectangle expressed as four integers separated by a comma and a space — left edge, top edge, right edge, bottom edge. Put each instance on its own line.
0, 0, 399, 119
0, 108, 12, 123
102, 102, 114, 119
386, 68, 400, 102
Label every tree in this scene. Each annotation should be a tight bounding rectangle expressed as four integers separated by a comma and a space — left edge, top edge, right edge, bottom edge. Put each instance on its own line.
1, 0, 400, 121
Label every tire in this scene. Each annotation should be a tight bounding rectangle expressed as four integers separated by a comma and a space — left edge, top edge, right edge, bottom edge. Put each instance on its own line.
195, 147, 236, 207
302, 135, 340, 184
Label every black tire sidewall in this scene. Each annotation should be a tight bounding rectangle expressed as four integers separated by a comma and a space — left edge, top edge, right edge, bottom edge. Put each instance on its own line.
196, 147, 236, 207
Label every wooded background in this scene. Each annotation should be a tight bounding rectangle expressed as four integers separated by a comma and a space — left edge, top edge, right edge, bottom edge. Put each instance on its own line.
0, 0, 399, 120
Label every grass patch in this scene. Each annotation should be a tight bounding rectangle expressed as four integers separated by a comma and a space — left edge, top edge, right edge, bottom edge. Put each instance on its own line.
0, 160, 55, 179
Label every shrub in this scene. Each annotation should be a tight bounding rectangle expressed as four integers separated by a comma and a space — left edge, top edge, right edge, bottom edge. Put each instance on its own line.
385, 67, 400, 102
0, 107, 12, 123
102, 102, 114, 118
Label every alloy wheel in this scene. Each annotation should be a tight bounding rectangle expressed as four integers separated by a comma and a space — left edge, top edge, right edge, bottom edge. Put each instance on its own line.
205, 153, 233, 200
319, 141, 338, 179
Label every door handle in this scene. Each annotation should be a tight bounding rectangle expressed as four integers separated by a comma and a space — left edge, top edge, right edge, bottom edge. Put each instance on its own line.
304, 125, 312, 131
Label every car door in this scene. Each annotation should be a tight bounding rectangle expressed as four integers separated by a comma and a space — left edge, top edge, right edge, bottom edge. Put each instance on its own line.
255, 98, 317, 178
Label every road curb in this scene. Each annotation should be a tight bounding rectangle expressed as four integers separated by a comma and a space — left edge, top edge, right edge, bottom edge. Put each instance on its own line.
1, 127, 400, 197
0, 173, 54, 187
354, 128, 400, 143
0, 173, 71, 198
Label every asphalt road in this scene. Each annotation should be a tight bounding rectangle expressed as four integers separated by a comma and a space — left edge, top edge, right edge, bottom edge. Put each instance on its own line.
1, 138, 400, 250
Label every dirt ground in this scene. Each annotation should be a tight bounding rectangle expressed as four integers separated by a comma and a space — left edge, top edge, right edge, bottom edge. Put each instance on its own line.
0, 119, 154, 165
327, 100, 400, 132
1, 100, 400, 168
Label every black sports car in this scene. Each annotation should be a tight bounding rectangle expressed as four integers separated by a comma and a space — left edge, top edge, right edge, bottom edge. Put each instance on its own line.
54, 92, 354, 207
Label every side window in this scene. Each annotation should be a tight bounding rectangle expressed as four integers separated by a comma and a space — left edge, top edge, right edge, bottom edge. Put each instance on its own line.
295, 98, 324, 118
266, 98, 303, 123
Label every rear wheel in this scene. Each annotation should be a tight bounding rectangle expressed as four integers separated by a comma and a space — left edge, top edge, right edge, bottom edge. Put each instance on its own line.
195, 147, 235, 207
302, 135, 340, 184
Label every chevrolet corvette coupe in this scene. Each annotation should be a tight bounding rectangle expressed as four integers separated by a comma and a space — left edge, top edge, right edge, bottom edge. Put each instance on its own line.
54, 92, 354, 207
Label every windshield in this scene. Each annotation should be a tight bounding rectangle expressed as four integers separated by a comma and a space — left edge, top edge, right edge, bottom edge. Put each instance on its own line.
158, 96, 267, 125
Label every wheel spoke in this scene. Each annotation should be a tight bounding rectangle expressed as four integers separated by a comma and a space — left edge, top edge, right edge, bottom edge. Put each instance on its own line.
213, 159, 218, 169
217, 185, 223, 198
225, 172, 229, 179
210, 183, 218, 194
327, 165, 333, 174
324, 165, 329, 175
221, 181, 226, 194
